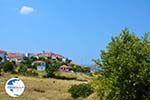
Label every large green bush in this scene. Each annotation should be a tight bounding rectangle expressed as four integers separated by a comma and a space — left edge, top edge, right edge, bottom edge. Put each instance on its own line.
2, 62, 14, 72
68, 83, 93, 98
45, 59, 65, 77
18, 64, 27, 75
93, 29, 150, 100
46, 65, 59, 77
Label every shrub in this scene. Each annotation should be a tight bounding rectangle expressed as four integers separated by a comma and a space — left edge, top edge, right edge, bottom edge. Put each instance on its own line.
2, 62, 14, 72
0, 57, 3, 62
68, 83, 93, 98
18, 64, 27, 75
46, 65, 60, 77
71, 64, 91, 73
54, 72, 76, 80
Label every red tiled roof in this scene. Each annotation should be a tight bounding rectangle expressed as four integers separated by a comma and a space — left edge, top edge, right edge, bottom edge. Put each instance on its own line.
6, 53, 23, 60
7, 53, 18, 57
0, 50, 6, 53
33, 60, 45, 63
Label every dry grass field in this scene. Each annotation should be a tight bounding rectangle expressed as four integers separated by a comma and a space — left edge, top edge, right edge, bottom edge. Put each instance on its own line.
0, 73, 86, 100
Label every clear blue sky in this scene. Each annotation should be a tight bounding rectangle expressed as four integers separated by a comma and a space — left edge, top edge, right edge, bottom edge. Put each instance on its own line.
0, 0, 150, 65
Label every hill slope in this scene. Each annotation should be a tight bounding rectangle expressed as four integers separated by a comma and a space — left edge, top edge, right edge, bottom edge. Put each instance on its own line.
0, 73, 83, 100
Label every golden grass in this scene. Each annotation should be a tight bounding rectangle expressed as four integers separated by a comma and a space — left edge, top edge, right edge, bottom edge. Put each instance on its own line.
0, 73, 84, 100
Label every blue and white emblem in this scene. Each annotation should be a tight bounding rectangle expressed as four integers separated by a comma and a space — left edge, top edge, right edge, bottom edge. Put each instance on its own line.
5, 78, 25, 97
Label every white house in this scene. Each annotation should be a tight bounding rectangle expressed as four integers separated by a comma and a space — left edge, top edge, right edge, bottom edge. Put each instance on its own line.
32, 61, 46, 71
0, 50, 6, 62
25, 53, 33, 58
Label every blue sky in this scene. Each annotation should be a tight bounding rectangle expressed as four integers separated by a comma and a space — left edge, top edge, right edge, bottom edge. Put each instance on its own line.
0, 0, 150, 65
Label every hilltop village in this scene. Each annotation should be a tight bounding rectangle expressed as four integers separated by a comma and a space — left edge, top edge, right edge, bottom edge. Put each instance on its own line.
0, 49, 91, 79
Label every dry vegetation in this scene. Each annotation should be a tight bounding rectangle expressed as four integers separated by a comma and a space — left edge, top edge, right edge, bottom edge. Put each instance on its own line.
0, 73, 86, 100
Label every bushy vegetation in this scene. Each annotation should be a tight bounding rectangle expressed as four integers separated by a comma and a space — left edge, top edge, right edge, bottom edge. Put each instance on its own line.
18, 64, 27, 75
93, 29, 150, 100
45, 59, 64, 77
2, 61, 14, 72
0, 57, 3, 62
21, 57, 36, 69
0, 73, 83, 100
54, 72, 77, 80
46, 64, 59, 77
68, 83, 93, 98
71, 64, 91, 73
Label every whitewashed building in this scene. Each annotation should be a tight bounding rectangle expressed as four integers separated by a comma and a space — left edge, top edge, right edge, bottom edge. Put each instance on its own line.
32, 61, 46, 71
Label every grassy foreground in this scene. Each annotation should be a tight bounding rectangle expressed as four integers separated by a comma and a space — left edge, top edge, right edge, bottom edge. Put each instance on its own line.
0, 73, 86, 100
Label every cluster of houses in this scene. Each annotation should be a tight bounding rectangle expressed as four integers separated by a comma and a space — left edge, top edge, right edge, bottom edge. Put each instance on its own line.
0, 49, 73, 72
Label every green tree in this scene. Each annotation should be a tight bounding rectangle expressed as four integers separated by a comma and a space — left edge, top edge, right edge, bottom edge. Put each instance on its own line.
71, 64, 91, 73
65, 58, 72, 64
68, 83, 93, 98
81, 67, 91, 73
93, 29, 150, 100
72, 65, 82, 72
30, 56, 38, 61
21, 57, 34, 69
46, 64, 59, 77
45, 59, 63, 77
2, 61, 14, 72
0, 57, 3, 62
18, 64, 27, 75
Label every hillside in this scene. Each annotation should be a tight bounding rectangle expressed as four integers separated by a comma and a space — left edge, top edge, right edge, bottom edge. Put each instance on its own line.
0, 73, 85, 100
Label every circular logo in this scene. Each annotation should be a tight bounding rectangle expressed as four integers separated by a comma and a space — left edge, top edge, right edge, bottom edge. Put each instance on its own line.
5, 78, 25, 97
